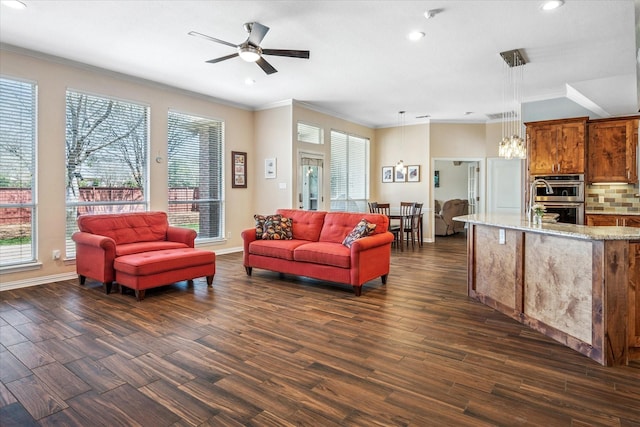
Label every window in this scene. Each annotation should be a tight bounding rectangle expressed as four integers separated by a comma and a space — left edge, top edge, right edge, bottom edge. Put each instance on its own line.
65, 91, 149, 257
330, 130, 369, 212
297, 122, 323, 144
0, 78, 37, 267
167, 111, 224, 240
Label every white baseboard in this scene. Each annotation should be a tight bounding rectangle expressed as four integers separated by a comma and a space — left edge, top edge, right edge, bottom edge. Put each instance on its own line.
1, 272, 78, 291
0, 247, 244, 292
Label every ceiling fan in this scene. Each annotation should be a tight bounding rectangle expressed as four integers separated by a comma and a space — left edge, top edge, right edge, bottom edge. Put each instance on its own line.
189, 22, 310, 75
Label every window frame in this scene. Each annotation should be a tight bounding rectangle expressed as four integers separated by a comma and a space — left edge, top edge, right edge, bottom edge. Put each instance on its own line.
0, 76, 38, 269
329, 129, 370, 212
64, 89, 150, 257
167, 109, 225, 242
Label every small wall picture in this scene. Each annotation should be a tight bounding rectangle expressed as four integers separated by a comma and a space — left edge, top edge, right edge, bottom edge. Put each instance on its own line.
394, 166, 406, 182
382, 166, 394, 183
434, 170, 440, 188
232, 151, 247, 189
265, 158, 276, 179
407, 165, 420, 182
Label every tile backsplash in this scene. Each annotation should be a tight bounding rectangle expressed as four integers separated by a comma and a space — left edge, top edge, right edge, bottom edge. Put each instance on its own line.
586, 184, 640, 212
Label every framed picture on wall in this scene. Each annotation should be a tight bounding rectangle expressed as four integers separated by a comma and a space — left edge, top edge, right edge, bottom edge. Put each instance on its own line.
434, 170, 440, 187
407, 165, 420, 182
394, 166, 406, 182
382, 166, 394, 183
232, 151, 247, 188
265, 158, 277, 179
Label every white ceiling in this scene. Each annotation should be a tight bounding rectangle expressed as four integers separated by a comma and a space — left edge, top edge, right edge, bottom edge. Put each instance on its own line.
0, 0, 637, 128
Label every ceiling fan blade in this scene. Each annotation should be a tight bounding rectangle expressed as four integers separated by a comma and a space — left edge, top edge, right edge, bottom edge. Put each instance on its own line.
188, 31, 238, 49
256, 57, 277, 75
262, 49, 310, 59
247, 22, 269, 46
206, 53, 239, 64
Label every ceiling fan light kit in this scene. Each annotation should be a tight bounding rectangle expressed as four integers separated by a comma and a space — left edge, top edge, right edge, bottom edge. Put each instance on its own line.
190, 21, 310, 75
238, 45, 261, 62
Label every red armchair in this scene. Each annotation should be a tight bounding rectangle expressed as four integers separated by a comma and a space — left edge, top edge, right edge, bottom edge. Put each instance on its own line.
72, 211, 196, 294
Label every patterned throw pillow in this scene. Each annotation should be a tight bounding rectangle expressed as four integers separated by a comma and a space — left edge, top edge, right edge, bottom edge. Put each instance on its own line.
261, 214, 293, 240
254, 214, 267, 239
342, 219, 376, 248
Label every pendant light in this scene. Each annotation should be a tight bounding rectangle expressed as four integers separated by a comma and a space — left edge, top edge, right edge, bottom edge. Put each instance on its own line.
498, 49, 527, 159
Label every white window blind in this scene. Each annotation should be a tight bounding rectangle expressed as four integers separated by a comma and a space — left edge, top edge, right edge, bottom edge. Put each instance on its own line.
65, 91, 149, 256
168, 111, 224, 240
330, 130, 370, 212
297, 122, 323, 144
0, 77, 37, 267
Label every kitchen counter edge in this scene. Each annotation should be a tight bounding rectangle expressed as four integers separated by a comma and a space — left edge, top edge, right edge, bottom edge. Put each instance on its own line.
454, 213, 640, 241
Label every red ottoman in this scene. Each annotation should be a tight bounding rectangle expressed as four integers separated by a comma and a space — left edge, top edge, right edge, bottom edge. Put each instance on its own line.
114, 248, 215, 301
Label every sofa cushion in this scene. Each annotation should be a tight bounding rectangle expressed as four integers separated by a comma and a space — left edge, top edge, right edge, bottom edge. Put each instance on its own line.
276, 209, 326, 241
249, 239, 308, 260
77, 211, 169, 245
293, 242, 350, 268
254, 214, 267, 239
342, 219, 376, 248
116, 241, 189, 257
319, 212, 389, 244
261, 215, 293, 240
114, 248, 214, 276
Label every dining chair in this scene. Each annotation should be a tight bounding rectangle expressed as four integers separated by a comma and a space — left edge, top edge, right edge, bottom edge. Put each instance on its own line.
400, 202, 417, 249
372, 203, 400, 247
368, 202, 378, 213
409, 202, 423, 248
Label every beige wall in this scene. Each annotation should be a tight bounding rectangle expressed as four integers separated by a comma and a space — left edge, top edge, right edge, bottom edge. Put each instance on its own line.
0, 47, 522, 288
0, 48, 253, 287
292, 103, 375, 212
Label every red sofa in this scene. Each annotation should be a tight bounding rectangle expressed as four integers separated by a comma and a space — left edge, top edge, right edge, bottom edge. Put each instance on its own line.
72, 211, 199, 294
241, 209, 394, 296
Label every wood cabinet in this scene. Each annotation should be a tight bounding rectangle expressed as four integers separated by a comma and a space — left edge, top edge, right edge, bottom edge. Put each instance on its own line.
586, 214, 640, 227
630, 243, 640, 361
526, 117, 587, 175
587, 117, 639, 183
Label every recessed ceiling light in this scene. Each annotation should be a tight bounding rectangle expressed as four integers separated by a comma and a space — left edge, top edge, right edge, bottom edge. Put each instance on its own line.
244, 78, 256, 86
1, 0, 26, 9
407, 31, 425, 41
541, 0, 564, 11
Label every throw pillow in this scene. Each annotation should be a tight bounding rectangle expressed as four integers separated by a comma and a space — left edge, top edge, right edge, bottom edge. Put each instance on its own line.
342, 218, 376, 248
254, 214, 267, 239
261, 214, 293, 240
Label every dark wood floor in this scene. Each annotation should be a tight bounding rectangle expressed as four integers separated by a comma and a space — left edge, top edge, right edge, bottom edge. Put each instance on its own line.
1, 233, 639, 426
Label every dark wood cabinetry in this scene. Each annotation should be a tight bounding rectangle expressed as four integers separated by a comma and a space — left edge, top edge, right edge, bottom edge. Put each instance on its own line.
587, 117, 639, 183
586, 214, 640, 227
526, 117, 587, 175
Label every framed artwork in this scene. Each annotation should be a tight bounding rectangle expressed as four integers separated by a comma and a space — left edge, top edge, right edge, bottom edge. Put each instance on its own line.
394, 166, 406, 182
434, 170, 440, 187
265, 158, 277, 179
407, 165, 420, 182
232, 151, 247, 188
382, 166, 394, 183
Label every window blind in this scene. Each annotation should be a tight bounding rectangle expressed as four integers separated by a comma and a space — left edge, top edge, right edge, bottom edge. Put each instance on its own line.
330, 130, 370, 212
65, 90, 149, 256
297, 122, 323, 144
0, 77, 37, 266
168, 111, 224, 240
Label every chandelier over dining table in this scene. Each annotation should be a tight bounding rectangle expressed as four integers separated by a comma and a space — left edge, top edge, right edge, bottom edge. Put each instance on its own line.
498, 48, 527, 159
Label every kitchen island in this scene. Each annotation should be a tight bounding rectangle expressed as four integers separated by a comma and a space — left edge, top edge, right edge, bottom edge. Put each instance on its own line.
455, 213, 640, 366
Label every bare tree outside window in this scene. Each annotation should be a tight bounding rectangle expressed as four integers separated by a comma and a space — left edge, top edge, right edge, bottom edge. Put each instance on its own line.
64, 91, 149, 256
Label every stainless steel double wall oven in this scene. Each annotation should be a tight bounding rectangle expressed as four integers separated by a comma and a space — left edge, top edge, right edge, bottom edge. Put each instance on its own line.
530, 174, 585, 224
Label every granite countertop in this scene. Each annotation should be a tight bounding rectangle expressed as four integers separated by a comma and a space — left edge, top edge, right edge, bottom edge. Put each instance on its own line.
454, 213, 640, 241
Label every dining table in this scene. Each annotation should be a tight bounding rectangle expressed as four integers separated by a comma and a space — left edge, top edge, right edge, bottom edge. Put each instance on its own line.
388, 207, 423, 251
